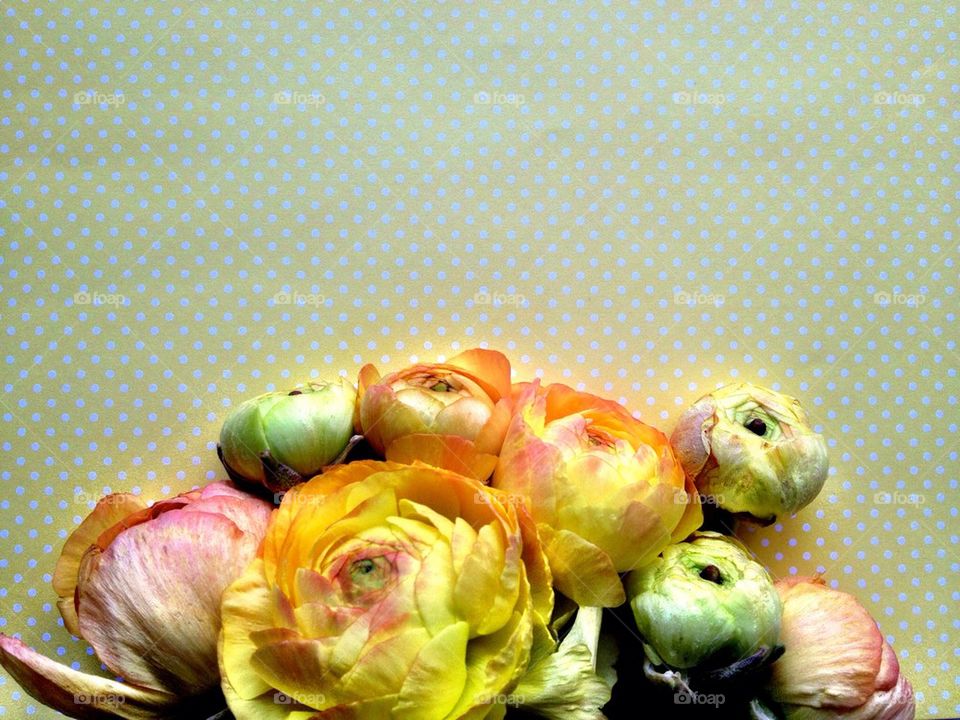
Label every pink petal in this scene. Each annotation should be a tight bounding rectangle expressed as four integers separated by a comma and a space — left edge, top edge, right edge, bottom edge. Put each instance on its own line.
78, 508, 262, 695
0, 633, 176, 719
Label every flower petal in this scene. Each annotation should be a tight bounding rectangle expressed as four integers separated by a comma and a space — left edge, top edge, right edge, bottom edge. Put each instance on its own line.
537, 525, 624, 607
220, 558, 278, 702
443, 348, 512, 400
771, 579, 883, 708
0, 633, 177, 720
53, 493, 148, 637
386, 433, 498, 482
78, 508, 261, 695
395, 621, 470, 719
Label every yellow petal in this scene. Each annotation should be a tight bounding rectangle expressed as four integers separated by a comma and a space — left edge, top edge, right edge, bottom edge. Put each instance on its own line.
395, 621, 470, 719
339, 628, 431, 703
220, 558, 277, 702
454, 523, 512, 633
538, 525, 625, 607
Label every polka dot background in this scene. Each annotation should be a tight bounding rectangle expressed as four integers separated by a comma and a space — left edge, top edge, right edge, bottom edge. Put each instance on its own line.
0, 1, 957, 716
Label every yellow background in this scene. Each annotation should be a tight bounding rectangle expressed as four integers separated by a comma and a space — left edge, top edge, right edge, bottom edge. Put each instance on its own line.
1, 1, 956, 717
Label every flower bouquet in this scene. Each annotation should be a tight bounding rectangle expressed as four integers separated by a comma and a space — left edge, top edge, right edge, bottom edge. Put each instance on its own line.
0, 348, 915, 719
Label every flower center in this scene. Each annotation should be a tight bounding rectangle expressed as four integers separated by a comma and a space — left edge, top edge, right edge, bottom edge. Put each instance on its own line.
585, 428, 616, 448
335, 553, 398, 604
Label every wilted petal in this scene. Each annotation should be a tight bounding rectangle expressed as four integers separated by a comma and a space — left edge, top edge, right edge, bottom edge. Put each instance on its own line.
53, 493, 148, 637
78, 508, 262, 695
510, 607, 614, 720
0, 634, 176, 720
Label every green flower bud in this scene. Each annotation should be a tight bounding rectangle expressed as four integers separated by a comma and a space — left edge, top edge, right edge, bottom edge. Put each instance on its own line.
626, 532, 781, 674
671, 383, 829, 524
217, 379, 357, 492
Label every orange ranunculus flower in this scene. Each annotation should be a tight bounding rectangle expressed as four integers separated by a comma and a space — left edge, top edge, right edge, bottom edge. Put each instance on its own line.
0, 482, 273, 719
357, 349, 514, 481
218, 460, 555, 720
492, 382, 703, 607
763, 576, 915, 720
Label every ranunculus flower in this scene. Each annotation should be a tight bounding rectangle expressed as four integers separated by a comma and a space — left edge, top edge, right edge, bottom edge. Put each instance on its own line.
218, 378, 359, 492
626, 531, 782, 675
757, 577, 915, 720
670, 382, 829, 524
491, 382, 703, 607
218, 460, 556, 719
357, 349, 514, 481
0, 482, 273, 719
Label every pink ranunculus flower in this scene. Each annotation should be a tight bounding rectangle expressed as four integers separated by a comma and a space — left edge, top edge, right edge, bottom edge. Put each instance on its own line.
0, 482, 273, 719
762, 576, 915, 720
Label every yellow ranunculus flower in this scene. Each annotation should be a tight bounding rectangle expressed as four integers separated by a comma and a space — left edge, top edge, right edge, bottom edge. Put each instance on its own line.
218, 460, 555, 720
492, 382, 703, 607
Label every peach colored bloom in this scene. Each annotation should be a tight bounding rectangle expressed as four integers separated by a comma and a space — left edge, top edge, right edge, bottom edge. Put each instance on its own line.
358, 349, 514, 481
493, 382, 702, 607
765, 577, 915, 720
